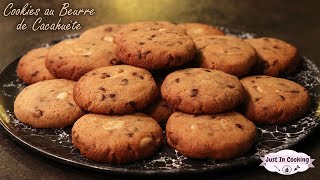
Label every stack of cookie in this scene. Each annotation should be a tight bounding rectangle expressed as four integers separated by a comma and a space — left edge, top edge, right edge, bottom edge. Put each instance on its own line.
14, 21, 310, 164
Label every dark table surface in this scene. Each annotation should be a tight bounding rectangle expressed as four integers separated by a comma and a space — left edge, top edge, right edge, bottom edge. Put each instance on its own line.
0, 0, 319, 179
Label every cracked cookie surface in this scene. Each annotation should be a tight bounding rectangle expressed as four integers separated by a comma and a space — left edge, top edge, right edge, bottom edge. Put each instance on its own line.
17, 47, 55, 84
14, 79, 85, 128
72, 113, 163, 164
194, 35, 257, 77
45, 38, 120, 81
73, 65, 158, 114
241, 75, 310, 124
245, 37, 299, 76
161, 68, 246, 114
116, 28, 196, 70
166, 111, 257, 160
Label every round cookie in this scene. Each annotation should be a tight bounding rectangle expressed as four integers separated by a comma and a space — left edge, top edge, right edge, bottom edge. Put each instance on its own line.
194, 35, 257, 77
145, 98, 173, 124
245, 37, 299, 76
73, 65, 158, 114
14, 79, 85, 128
166, 112, 257, 160
46, 38, 120, 81
240, 75, 310, 124
80, 24, 122, 42
177, 23, 224, 39
116, 29, 196, 70
72, 113, 163, 164
17, 47, 55, 84
113, 21, 184, 44
161, 68, 246, 115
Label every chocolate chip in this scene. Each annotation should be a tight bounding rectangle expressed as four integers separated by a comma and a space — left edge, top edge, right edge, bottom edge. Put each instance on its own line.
150, 34, 156, 38
132, 72, 144, 79
136, 51, 142, 59
105, 27, 113, 32
58, 56, 63, 59
68, 102, 75, 107
227, 84, 235, 89
290, 90, 300, 93
109, 94, 116, 98
101, 94, 106, 101
126, 132, 134, 137
128, 101, 135, 108
210, 115, 216, 119
138, 42, 145, 45
91, 72, 96, 76
191, 89, 199, 97
31, 71, 39, 77
207, 132, 213, 136
235, 123, 243, 130
272, 60, 278, 66
255, 76, 262, 79
251, 80, 255, 83
33, 109, 43, 117
175, 78, 180, 83
120, 79, 128, 85
255, 97, 261, 102
204, 69, 211, 72
98, 87, 106, 92
279, 95, 285, 101
101, 73, 110, 79
273, 45, 281, 49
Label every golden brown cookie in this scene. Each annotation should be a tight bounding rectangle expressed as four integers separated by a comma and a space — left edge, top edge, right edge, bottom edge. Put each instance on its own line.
166, 112, 257, 160
116, 29, 196, 70
145, 98, 173, 124
72, 113, 163, 164
14, 79, 85, 128
45, 38, 120, 81
17, 47, 55, 84
113, 21, 184, 44
177, 23, 224, 38
80, 24, 122, 42
245, 37, 299, 76
73, 65, 158, 114
161, 68, 246, 115
240, 75, 310, 124
194, 35, 257, 77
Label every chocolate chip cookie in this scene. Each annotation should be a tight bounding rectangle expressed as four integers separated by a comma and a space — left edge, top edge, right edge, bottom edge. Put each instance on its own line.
116, 29, 196, 70
80, 24, 122, 43
14, 79, 85, 128
72, 113, 163, 164
113, 21, 183, 44
145, 98, 173, 124
161, 68, 246, 114
166, 112, 257, 160
46, 38, 120, 81
241, 75, 310, 124
245, 37, 299, 76
177, 23, 224, 38
17, 47, 55, 84
194, 35, 257, 77
73, 65, 158, 114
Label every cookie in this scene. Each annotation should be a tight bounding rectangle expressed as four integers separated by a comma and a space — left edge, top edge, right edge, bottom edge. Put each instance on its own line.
145, 98, 173, 124
240, 75, 310, 124
194, 35, 257, 77
14, 79, 85, 128
45, 38, 120, 81
113, 21, 184, 44
166, 112, 257, 160
245, 37, 299, 76
177, 23, 224, 38
72, 113, 163, 164
73, 65, 158, 114
17, 47, 55, 84
161, 68, 246, 114
80, 24, 122, 42
116, 29, 196, 70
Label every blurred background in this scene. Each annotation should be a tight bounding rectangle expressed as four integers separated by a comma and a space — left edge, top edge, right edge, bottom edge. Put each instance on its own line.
0, 0, 319, 179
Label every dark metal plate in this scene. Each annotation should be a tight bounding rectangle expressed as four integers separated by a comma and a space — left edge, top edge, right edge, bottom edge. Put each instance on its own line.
0, 29, 319, 175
